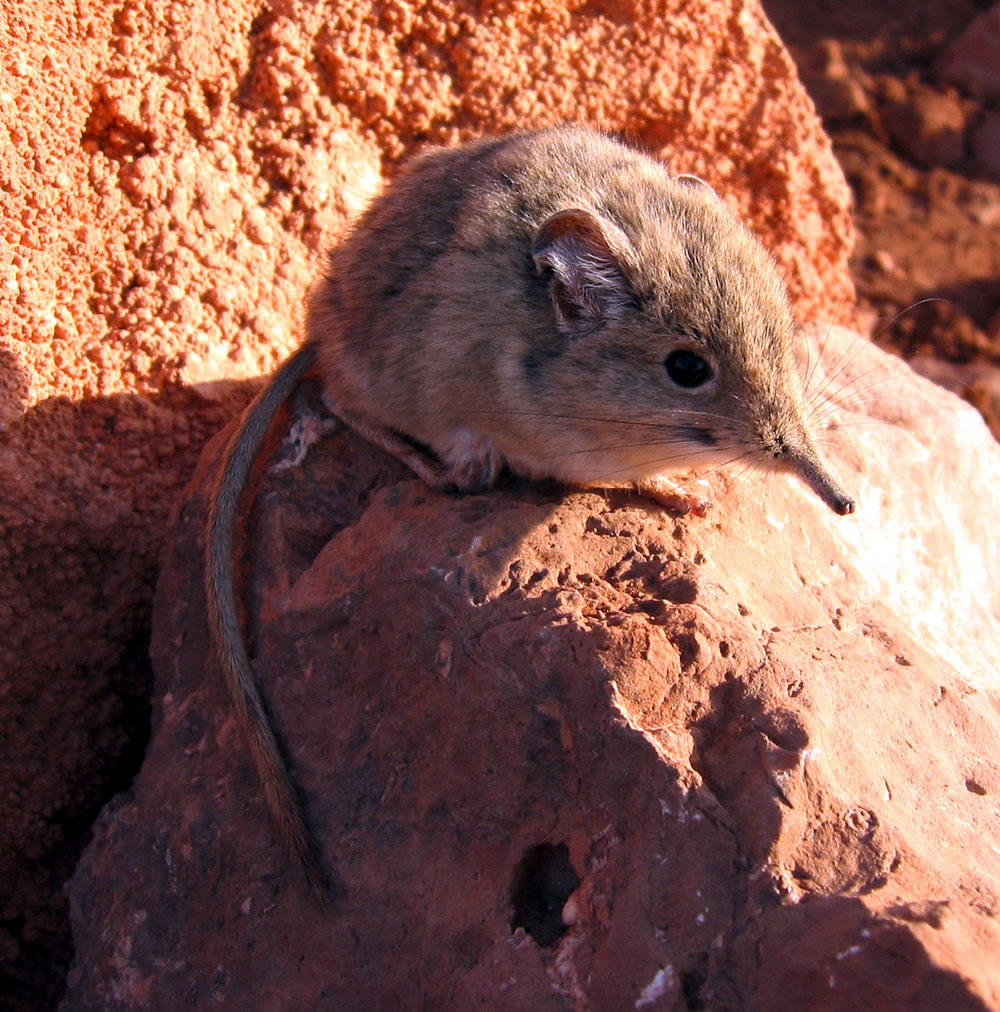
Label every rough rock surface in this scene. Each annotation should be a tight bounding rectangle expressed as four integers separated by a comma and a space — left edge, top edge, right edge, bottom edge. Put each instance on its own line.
0, 1, 853, 1004
65, 326, 1000, 1010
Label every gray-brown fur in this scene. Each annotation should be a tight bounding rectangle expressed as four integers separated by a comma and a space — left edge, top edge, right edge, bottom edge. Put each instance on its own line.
207, 125, 854, 903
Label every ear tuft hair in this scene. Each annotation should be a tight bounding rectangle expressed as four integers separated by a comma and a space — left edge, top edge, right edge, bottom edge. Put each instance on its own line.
532, 209, 634, 337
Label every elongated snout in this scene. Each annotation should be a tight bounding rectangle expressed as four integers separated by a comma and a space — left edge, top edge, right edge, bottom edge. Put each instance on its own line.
786, 443, 855, 515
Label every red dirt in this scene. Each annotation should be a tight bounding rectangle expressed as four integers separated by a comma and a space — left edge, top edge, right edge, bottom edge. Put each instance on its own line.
764, 0, 1000, 432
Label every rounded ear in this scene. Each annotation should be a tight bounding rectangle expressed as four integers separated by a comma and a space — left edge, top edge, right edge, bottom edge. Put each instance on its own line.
674, 174, 720, 200
532, 209, 635, 337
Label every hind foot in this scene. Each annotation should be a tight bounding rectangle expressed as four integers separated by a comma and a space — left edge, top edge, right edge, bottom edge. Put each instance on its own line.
435, 429, 504, 493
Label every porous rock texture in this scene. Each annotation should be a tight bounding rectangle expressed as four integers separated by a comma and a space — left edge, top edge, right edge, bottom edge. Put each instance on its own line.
0, 1, 853, 1004
65, 326, 1000, 1010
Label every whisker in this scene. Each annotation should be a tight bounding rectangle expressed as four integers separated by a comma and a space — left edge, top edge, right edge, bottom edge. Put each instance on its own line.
419, 407, 742, 430
807, 384, 911, 425
814, 351, 900, 397
806, 355, 894, 405
870, 298, 949, 343
542, 439, 736, 461
806, 376, 901, 424
804, 318, 925, 413
812, 392, 912, 417
803, 355, 904, 425
730, 459, 759, 488
593, 449, 752, 484
802, 287, 851, 399
685, 452, 758, 485
802, 324, 866, 394
814, 417, 907, 433
804, 334, 882, 414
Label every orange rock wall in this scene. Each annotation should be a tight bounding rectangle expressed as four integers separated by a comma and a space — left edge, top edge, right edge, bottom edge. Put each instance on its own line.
0, 0, 852, 1004
3, 0, 852, 414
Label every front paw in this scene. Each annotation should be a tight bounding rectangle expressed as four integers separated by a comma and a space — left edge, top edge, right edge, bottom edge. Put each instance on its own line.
635, 477, 712, 517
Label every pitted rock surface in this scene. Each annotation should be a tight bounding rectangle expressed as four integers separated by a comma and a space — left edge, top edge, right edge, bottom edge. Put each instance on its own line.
65, 327, 1000, 1009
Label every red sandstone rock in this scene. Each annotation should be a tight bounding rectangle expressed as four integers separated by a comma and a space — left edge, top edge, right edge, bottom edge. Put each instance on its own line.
795, 40, 873, 125
936, 4, 1000, 105
64, 326, 1000, 1009
881, 81, 968, 170
1, 3, 852, 1000
972, 110, 1000, 181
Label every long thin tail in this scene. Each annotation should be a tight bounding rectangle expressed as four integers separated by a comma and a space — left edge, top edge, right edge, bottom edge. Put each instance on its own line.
204, 342, 330, 902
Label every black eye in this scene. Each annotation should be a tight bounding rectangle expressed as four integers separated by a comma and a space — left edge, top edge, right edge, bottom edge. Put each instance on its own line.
664, 349, 713, 388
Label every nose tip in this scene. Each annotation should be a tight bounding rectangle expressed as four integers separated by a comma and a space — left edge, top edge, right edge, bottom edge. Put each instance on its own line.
813, 479, 855, 516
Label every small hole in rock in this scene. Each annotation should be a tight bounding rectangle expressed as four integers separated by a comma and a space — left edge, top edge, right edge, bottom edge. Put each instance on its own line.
681, 967, 707, 1009
966, 778, 987, 796
509, 842, 580, 948
635, 598, 666, 616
